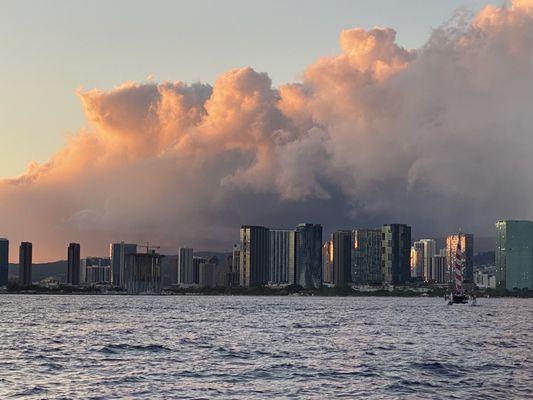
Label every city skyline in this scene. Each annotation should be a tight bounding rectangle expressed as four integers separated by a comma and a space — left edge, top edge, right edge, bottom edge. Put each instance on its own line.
1, 219, 531, 299
1, 0, 532, 263
0, 219, 515, 264
3, 219, 532, 292
1, 3, 532, 398
0, 223, 497, 264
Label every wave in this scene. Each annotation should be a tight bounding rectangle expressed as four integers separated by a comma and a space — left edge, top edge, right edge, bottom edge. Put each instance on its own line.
98, 343, 171, 354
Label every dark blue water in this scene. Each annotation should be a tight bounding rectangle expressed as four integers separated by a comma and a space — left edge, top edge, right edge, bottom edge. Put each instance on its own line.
0, 296, 531, 399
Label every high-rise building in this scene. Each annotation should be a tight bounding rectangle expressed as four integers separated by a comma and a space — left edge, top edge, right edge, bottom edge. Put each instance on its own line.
420, 239, 436, 281
431, 250, 447, 284
322, 241, 334, 285
198, 261, 216, 288
352, 229, 382, 284
110, 242, 137, 287
229, 245, 241, 286
411, 242, 424, 279
67, 243, 81, 285
216, 255, 233, 287
269, 229, 296, 286
19, 242, 32, 286
446, 233, 474, 283
193, 256, 207, 285
239, 225, 270, 287
81, 257, 112, 284
123, 251, 163, 294
495, 220, 533, 290
332, 230, 352, 287
0, 238, 8, 287
381, 224, 411, 285
474, 271, 496, 289
177, 247, 194, 285
294, 223, 322, 288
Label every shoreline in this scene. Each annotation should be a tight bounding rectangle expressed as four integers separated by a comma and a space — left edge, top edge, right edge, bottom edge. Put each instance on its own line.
2, 287, 532, 298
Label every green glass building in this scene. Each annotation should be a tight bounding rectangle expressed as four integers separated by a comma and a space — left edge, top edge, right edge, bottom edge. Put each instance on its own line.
495, 220, 533, 290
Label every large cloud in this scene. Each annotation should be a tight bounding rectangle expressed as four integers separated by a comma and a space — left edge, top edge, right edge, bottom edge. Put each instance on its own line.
1, 0, 533, 261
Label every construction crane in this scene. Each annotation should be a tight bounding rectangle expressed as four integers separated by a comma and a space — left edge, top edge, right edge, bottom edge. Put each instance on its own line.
138, 241, 161, 254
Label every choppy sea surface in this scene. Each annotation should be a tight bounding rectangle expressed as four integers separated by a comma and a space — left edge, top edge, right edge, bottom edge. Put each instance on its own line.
0, 295, 531, 399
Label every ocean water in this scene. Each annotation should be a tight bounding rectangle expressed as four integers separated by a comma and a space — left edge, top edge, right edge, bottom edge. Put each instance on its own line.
0, 295, 531, 399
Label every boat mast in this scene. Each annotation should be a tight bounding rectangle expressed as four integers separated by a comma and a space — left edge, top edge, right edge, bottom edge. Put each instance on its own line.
454, 238, 464, 294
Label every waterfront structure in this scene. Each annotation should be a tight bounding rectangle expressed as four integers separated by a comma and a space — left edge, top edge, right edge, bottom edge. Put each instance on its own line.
82, 257, 112, 284
269, 229, 296, 286
229, 245, 241, 286
420, 239, 436, 281
239, 225, 270, 287
216, 255, 233, 287
474, 270, 497, 289
193, 257, 207, 285
332, 230, 352, 287
0, 238, 8, 287
110, 242, 137, 287
123, 251, 163, 294
67, 243, 81, 285
446, 233, 474, 283
322, 241, 334, 285
177, 247, 194, 285
19, 242, 32, 286
352, 229, 382, 284
198, 260, 216, 288
381, 224, 411, 285
294, 223, 322, 288
411, 242, 424, 279
495, 220, 533, 290
431, 250, 447, 283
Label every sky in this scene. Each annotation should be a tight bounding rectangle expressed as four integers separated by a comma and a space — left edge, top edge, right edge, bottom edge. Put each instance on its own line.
1, 0, 497, 178
2, 0, 532, 262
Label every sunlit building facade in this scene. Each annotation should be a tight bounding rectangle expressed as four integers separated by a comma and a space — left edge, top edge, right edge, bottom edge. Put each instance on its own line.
411, 242, 424, 279
446, 233, 474, 284
239, 225, 270, 287
322, 240, 334, 285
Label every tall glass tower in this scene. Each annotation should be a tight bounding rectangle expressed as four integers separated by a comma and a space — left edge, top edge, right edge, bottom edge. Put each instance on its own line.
295, 223, 322, 288
239, 225, 270, 287
0, 238, 8, 286
110, 242, 137, 287
381, 224, 411, 285
67, 243, 81, 285
19, 242, 33, 286
496, 220, 533, 290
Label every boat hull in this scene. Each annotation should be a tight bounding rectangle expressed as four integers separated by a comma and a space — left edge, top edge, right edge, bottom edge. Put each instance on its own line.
447, 293, 469, 305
